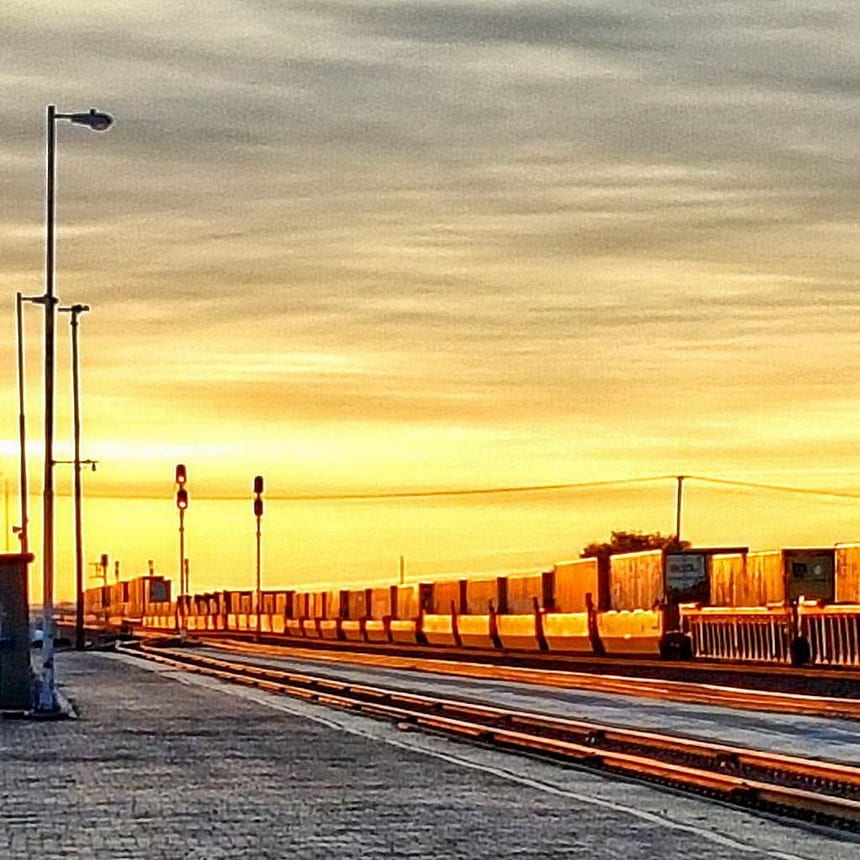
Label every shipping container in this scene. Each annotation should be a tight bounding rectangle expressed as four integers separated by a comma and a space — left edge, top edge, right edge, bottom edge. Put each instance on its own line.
835, 544, 860, 603
505, 572, 543, 615
609, 550, 663, 611
553, 558, 601, 612
708, 553, 745, 606
392, 584, 419, 619
464, 578, 496, 614
369, 587, 393, 618
432, 580, 464, 614
743, 549, 834, 605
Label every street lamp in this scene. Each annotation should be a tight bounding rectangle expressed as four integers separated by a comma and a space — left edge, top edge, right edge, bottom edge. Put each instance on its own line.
39, 104, 113, 712
15, 292, 43, 555
58, 304, 92, 651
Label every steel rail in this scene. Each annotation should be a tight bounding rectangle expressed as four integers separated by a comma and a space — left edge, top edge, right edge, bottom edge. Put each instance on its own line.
196, 636, 860, 721
178, 626, 860, 686
119, 642, 860, 831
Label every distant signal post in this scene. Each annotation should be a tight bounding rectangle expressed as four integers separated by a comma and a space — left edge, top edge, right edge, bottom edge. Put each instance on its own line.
254, 475, 264, 642
175, 464, 188, 639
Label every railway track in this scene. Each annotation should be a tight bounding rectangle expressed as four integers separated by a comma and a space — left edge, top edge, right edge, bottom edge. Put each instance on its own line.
120, 640, 860, 833
179, 627, 860, 697
193, 635, 860, 720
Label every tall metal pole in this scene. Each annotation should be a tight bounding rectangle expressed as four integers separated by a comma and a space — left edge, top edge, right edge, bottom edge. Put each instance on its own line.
174, 465, 188, 640
59, 305, 90, 650
39, 104, 59, 710
675, 475, 685, 545
179, 506, 185, 634
253, 475, 264, 643
15, 293, 30, 555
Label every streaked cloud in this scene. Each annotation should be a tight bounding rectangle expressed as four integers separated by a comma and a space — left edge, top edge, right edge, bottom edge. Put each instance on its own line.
1, 1, 858, 591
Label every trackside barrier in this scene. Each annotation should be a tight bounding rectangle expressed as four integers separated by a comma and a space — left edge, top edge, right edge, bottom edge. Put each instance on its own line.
389, 618, 418, 644
286, 617, 304, 637
340, 619, 364, 642
318, 619, 340, 640
364, 618, 389, 643
682, 606, 793, 663
421, 613, 459, 647
597, 609, 662, 656
541, 612, 592, 652
495, 614, 540, 650
800, 604, 860, 667
457, 614, 494, 649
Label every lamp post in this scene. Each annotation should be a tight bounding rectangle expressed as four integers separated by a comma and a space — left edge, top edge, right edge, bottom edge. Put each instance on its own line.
58, 304, 92, 651
39, 105, 113, 711
15, 292, 42, 555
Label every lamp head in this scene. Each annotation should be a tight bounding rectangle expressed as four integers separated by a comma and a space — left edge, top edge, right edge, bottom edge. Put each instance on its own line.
69, 109, 113, 132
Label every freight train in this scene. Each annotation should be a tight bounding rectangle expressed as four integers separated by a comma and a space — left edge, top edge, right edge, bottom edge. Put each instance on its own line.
82, 542, 860, 668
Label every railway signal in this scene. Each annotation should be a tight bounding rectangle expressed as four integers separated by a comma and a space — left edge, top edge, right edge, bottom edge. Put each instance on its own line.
253, 475, 264, 641
175, 464, 188, 639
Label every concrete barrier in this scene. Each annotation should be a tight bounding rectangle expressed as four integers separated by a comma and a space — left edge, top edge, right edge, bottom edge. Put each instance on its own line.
389, 619, 417, 644
598, 609, 662, 655
364, 619, 390, 643
340, 619, 364, 642
457, 615, 494, 649
542, 612, 592, 652
317, 619, 339, 640
421, 614, 459, 647
286, 618, 304, 637
495, 614, 539, 650
301, 618, 321, 638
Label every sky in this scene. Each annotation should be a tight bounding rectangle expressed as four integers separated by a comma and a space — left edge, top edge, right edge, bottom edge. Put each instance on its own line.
1, 2, 859, 601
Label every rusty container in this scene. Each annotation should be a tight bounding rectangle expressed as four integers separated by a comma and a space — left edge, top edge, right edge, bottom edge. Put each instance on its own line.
709, 553, 746, 606
369, 587, 392, 619
554, 558, 601, 612
609, 550, 663, 611
432, 580, 464, 614
464, 578, 496, 614
835, 544, 860, 603
505, 573, 543, 614
743, 549, 835, 605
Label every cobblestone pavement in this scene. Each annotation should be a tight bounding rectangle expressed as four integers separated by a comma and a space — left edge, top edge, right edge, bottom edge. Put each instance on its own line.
0, 652, 856, 859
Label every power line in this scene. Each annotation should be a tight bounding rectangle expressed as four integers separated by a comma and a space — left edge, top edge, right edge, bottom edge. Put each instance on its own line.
686, 474, 860, 501
48, 472, 860, 503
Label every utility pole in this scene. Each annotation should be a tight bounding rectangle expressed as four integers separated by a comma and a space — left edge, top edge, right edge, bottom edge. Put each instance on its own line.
58, 303, 92, 650
399, 555, 405, 586
675, 475, 685, 545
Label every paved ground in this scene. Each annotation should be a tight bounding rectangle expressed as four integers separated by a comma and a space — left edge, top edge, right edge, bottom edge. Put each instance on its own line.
0, 651, 857, 859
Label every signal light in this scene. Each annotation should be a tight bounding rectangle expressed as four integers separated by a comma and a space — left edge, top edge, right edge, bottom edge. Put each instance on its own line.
175, 463, 187, 485
254, 498, 264, 518
253, 475, 264, 495
176, 488, 189, 510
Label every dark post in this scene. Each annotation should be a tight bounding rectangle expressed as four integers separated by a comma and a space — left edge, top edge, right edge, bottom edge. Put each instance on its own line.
253, 475, 264, 641
0, 553, 34, 711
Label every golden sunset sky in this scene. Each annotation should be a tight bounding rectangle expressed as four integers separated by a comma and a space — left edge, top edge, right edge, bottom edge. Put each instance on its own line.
2, 2, 859, 601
